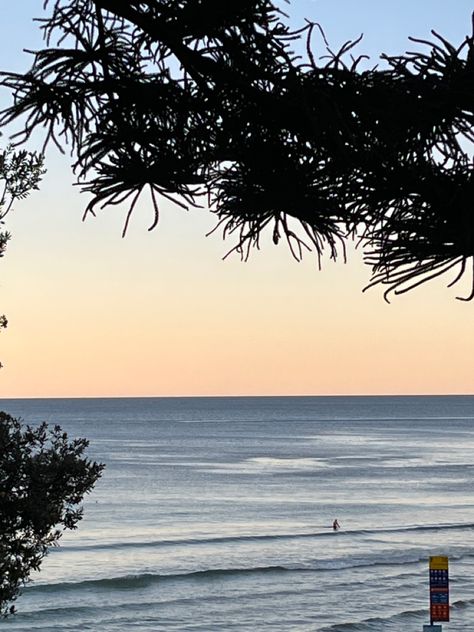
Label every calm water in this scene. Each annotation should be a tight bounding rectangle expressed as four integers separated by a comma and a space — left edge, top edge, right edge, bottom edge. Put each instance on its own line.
1, 395, 474, 631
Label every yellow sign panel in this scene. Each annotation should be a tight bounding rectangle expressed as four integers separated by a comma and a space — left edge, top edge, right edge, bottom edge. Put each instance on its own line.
430, 556, 448, 570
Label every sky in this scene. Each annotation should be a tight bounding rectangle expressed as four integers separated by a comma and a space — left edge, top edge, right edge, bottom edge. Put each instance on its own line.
0, 0, 473, 398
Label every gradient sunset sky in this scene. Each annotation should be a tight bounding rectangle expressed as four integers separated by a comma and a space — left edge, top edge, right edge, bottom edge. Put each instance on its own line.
1, 0, 473, 398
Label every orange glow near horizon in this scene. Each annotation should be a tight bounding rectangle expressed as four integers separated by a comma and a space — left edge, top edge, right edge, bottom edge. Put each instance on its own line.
1, 1, 474, 399
1, 188, 473, 399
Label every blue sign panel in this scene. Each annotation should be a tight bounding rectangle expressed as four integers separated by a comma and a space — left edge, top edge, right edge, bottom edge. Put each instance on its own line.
429, 557, 449, 623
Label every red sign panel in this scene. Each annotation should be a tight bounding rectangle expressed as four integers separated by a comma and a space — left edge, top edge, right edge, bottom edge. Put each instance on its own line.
429, 557, 449, 623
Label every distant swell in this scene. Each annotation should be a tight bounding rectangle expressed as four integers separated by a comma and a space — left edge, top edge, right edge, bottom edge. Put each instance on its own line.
317, 596, 474, 631
25, 545, 459, 594
176, 415, 474, 423
60, 522, 474, 553
319, 605, 430, 631
26, 566, 293, 593
452, 597, 474, 609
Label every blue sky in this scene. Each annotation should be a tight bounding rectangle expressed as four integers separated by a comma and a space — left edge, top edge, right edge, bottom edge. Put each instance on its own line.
1, 1, 473, 398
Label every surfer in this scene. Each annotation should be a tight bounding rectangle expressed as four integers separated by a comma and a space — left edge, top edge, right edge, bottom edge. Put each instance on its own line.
332, 518, 340, 531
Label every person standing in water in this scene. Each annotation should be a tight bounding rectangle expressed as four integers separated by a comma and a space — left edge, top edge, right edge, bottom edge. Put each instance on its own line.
332, 519, 340, 531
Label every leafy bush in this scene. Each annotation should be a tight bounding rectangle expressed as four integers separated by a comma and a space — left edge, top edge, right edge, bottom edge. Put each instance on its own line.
0, 411, 104, 616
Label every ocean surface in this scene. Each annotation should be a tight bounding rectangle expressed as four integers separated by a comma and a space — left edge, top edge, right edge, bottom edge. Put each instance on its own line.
1, 395, 474, 631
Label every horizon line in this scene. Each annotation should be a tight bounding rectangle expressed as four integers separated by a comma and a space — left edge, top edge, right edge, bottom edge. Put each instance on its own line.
1, 392, 473, 401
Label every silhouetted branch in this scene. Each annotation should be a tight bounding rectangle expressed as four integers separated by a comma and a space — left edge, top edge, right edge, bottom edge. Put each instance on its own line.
1, 1, 474, 298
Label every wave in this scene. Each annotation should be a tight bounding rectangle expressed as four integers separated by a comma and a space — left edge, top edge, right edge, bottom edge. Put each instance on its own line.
319, 597, 474, 632
19, 587, 474, 630
58, 521, 474, 553
175, 415, 474, 423
319, 605, 430, 632
172, 415, 474, 434
26, 566, 294, 593
316, 596, 474, 632
28, 522, 474, 596
24, 546, 462, 594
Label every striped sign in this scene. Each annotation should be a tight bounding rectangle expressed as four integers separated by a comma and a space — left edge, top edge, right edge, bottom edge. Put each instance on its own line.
429, 556, 449, 622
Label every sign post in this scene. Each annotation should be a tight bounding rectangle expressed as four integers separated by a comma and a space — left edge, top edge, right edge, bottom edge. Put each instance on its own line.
424, 556, 449, 631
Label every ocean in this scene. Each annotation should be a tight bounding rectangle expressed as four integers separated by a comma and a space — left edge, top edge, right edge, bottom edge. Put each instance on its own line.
1, 395, 473, 631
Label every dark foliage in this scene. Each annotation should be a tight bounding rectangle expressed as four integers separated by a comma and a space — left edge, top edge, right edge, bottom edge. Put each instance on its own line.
0, 145, 44, 260
0, 146, 44, 366
0, 411, 104, 617
1, 1, 474, 299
